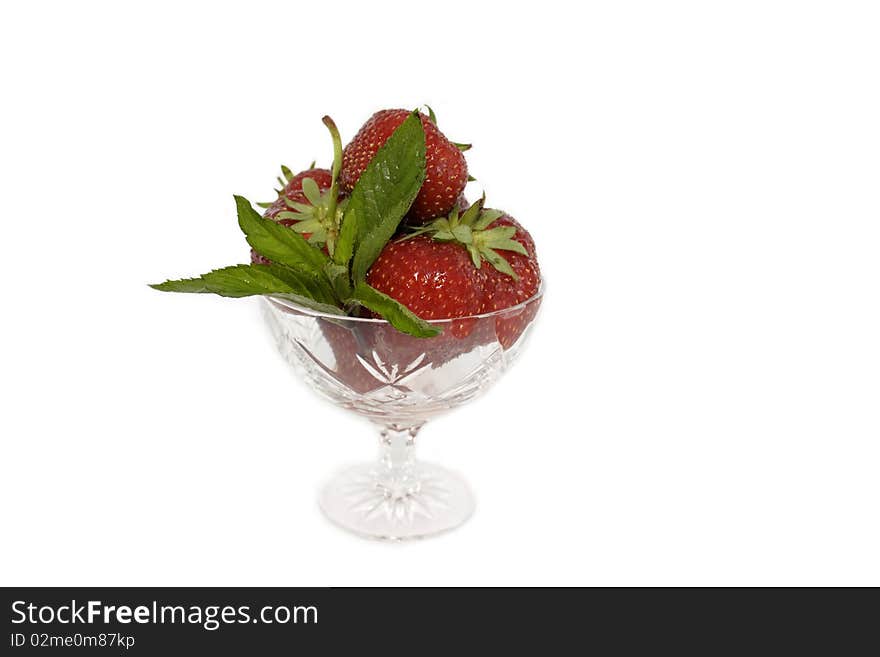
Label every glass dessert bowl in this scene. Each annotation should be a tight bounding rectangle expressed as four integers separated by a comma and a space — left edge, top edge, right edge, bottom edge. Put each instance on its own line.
262, 287, 543, 540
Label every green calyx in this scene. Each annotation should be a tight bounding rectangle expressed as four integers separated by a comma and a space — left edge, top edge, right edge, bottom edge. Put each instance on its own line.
273, 178, 347, 255
405, 196, 527, 280
262, 117, 347, 256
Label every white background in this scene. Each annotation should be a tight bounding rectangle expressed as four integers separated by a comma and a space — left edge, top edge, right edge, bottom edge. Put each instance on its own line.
1, 1, 878, 586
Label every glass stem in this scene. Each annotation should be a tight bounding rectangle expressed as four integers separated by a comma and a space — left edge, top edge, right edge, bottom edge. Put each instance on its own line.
375, 423, 424, 497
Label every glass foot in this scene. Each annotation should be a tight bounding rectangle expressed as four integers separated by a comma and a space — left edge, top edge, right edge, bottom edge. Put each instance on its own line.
318, 424, 475, 540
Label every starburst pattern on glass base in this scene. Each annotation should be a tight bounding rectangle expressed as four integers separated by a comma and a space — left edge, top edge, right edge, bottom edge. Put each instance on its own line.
341, 467, 452, 526
319, 463, 475, 540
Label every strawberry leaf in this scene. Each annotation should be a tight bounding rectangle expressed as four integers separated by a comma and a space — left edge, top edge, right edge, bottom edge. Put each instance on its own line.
451, 224, 473, 244
459, 197, 484, 226
472, 208, 504, 231
482, 248, 518, 280
301, 177, 322, 206
350, 282, 441, 338
466, 244, 481, 269
337, 111, 426, 281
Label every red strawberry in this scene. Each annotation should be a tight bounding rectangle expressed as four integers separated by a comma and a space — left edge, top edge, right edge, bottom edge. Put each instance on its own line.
366, 236, 484, 338
317, 320, 386, 394
478, 215, 541, 349
341, 109, 468, 223
394, 198, 541, 349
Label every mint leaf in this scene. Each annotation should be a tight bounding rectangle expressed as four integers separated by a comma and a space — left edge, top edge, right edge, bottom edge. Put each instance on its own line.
333, 202, 359, 267
268, 294, 345, 315
266, 263, 339, 306
152, 264, 299, 297
324, 262, 352, 300
350, 282, 441, 338
235, 195, 330, 271
150, 276, 208, 293
150, 264, 344, 314
336, 112, 426, 281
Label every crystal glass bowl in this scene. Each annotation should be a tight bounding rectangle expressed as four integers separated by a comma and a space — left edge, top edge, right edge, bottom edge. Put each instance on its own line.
262, 287, 543, 540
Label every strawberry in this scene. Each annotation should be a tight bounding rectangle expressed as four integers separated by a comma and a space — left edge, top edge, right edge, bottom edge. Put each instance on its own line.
401, 198, 541, 348
249, 155, 353, 264
341, 109, 468, 223
317, 320, 387, 394
365, 236, 484, 338
478, 215, 541, 348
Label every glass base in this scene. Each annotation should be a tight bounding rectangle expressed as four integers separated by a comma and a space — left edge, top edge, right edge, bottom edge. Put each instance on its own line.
318, 425, 474, 540
319, 462, 475, 540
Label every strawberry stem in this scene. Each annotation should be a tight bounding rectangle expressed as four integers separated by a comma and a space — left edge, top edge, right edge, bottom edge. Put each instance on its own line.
322, 115, 343, 252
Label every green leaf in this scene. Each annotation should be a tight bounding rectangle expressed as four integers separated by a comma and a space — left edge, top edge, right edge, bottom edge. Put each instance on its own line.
451, 224, 473, 244
333, 202, 359, 267
291, 218, 323, 234
466, 244, 482, 269
151, 264, 297, 298
301, 176, 322, 206
273, 294, 346, 315
204, 265, 301, 297
324, 262, 352, 300
472, 208, 504, 231
480, 225, 517, 241
149, 276, 209, 293
281, 164, 294, 182
459, 198, 484, 227
350, 282, 441, 338
485, 238, 528, 255
235, 195, 329, 271
341, 111, 427, 281
283, 198, 314, 212
150, 264, 344, 314
266, 263, 338, 305
482, 248, 518, 280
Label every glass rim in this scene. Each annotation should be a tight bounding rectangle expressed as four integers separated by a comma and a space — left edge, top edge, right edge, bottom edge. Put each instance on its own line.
265, 282, 544, 324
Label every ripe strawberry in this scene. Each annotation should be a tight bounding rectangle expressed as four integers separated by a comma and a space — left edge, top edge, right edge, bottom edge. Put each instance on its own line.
318, 320, 387, 394
366, 236, 484, 338
341, 109, 468, 223
478, 215, 541, 348
398, 198, 541, 349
